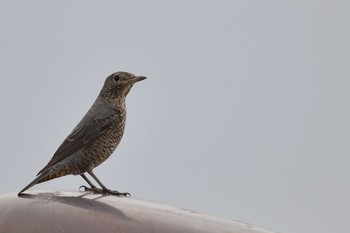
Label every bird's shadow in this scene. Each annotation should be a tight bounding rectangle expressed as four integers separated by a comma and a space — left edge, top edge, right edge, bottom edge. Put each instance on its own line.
18, 191, 133, 221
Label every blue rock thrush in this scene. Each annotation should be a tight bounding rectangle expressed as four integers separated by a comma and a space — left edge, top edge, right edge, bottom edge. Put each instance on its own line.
18, 71, 146, 196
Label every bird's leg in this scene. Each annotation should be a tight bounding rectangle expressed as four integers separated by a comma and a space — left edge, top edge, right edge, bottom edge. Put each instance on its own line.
79, 174, 105, 194
87, 171, 130, 196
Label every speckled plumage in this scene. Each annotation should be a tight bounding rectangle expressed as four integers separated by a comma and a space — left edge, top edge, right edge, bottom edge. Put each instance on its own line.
18, 71, 146, 196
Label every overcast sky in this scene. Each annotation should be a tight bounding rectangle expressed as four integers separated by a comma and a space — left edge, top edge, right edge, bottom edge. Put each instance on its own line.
1, 1, 349, 233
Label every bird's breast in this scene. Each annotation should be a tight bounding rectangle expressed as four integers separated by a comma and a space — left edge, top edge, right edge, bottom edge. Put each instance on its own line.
81, 116, 126, 169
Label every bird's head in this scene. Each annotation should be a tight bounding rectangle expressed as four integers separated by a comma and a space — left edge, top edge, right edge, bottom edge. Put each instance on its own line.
99, 71, 146, 101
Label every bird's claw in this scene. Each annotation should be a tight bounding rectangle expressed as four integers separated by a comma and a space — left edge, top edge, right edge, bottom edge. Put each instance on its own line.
79, 185, 130, 196
79, 185, 104, 194
105, 189, 131, 197
79, 185, 92, 192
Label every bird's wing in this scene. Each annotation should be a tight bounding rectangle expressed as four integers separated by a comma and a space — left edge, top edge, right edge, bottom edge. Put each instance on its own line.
37, 104, 119, 175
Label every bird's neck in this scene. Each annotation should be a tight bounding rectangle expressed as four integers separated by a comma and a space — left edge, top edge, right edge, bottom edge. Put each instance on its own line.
98, 94, 126, 109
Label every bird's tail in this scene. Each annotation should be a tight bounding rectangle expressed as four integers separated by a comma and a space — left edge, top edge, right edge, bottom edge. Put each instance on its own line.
18, 169, 52, 195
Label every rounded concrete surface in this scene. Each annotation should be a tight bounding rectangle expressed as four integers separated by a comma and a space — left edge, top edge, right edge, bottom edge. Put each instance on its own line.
0, 190, 276, 233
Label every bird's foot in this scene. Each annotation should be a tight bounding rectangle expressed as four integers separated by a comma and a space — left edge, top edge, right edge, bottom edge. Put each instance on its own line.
79, 185, 130, 196
104, 189, 130, 197
79, 185, 104, 194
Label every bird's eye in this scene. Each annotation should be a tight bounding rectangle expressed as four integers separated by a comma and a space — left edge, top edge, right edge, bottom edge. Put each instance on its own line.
113, 76, 120, 81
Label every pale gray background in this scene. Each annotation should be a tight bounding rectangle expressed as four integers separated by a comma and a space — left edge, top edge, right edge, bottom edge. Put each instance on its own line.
0, 1, 349, 233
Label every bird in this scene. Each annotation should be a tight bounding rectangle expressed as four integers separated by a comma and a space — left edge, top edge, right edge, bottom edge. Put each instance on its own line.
18, 71, 146, 196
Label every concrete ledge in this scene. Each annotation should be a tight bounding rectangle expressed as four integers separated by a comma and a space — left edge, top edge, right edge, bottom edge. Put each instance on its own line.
0, 190, 276, 233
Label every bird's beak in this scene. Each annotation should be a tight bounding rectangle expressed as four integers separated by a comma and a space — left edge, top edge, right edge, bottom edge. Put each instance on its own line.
131, 76, 147, 84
